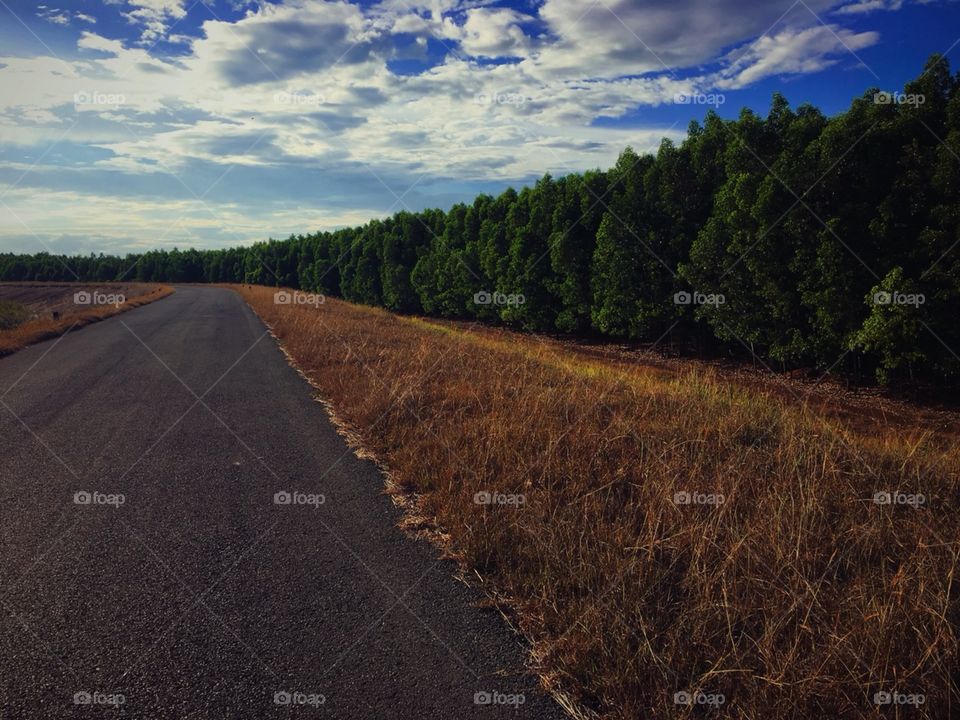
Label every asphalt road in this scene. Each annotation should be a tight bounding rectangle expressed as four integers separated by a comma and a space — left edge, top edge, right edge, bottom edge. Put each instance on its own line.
0, 286, 566, 719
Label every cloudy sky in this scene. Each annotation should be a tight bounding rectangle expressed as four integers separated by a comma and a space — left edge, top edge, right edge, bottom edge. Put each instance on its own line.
0, 0, 957, 255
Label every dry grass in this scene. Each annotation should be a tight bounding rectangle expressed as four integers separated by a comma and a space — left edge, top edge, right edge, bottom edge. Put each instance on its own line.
0, 283, 174, 357
235, 284, 959, 720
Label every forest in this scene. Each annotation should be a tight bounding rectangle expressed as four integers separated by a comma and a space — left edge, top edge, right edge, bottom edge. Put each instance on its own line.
3, 55, 958, 385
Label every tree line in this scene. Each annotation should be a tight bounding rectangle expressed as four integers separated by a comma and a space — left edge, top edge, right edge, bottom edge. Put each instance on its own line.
2, 55, 958, 385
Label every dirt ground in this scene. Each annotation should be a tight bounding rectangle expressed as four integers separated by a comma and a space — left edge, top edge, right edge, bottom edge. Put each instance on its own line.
0, 282, 157, 319
0, 282, 173, 357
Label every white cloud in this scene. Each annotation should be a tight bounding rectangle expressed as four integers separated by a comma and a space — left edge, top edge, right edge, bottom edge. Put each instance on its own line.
35, 5, 99, 25
457, 8, 532, 58
528, 0, 842, 81
36, 7, 71, 25
835, 0, 905, 13
105, 0, 189, 43
716, 25, 880, 88
78, 31, 125, 55
189, 0, 379, 85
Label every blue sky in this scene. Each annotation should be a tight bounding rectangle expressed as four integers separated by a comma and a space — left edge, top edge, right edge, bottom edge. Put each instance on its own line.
0, 0, 957, 255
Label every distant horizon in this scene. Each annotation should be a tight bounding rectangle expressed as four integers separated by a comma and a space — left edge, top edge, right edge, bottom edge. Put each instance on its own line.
1, 0, 958, 256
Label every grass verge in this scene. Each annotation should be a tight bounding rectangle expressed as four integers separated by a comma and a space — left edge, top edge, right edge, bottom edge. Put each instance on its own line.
0, 299, 30, 330
0, 284, 174, 357
235, 284, 959, 720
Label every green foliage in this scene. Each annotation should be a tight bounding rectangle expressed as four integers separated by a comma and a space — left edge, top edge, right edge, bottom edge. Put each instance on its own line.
849, 268, 928, 383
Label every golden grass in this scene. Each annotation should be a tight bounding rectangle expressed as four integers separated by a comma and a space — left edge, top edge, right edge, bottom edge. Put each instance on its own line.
235, 284, 959, 719
0, 284, 174, 357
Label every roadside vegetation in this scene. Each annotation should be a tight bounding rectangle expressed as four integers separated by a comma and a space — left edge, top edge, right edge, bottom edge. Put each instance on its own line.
0, 299, 29, 330
0, 283, 173, 357
236, 284, 959, 719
